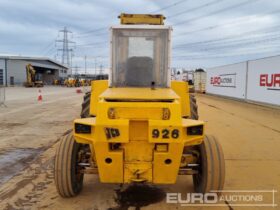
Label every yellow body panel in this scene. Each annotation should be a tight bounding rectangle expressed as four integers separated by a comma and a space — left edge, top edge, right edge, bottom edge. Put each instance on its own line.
74, 80, 205, 184
171, 81, 190, 117
153, 143, 183, 183
90, 80, 108, 116
100, 87, 179, 101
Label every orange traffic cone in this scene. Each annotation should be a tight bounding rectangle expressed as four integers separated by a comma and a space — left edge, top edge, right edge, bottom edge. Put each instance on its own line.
38, 89, 43, 102
76, 88, 82, 94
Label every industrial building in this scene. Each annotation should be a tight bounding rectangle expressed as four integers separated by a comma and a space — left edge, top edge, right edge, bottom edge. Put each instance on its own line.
0, 56, 68, 86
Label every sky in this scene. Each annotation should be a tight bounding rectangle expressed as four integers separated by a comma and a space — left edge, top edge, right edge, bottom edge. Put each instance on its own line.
0, 0, 280, 74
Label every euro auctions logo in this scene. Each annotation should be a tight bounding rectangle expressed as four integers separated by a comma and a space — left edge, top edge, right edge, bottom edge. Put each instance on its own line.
166, 190, 278, 207
210, 77, 221, 85
210, 73, 236, 88
260, 73, 280, 91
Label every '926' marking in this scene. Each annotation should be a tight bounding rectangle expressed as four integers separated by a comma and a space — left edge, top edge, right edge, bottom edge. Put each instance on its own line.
152, 129, 179, 139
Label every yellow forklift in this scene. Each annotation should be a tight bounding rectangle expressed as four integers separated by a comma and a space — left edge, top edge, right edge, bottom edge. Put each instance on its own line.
54, 14, 225, 197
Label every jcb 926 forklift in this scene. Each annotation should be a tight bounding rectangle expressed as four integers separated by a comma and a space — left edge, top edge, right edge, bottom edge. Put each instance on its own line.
54, 14, 225, 197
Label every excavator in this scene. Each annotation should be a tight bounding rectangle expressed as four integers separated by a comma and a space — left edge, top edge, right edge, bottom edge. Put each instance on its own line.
24, 64, 43, 87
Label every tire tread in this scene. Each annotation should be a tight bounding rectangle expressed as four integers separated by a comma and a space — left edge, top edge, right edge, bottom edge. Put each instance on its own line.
193, 135, 225, 194
54, 133, 83, 197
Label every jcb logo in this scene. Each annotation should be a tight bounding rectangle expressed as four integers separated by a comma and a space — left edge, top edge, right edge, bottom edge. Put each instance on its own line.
105, 128, 120, 139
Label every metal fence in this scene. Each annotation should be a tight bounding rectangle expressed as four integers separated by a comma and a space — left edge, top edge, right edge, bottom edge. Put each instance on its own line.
0, 85, 6, 106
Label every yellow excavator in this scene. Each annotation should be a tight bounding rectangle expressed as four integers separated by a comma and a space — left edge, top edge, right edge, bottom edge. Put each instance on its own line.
54, 14, 225, 198
24, 64, 43, 87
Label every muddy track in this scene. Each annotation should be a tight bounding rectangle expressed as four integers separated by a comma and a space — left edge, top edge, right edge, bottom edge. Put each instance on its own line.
0, 144, 56, 209
0, 130, 72, 210
0, 148, 44, 186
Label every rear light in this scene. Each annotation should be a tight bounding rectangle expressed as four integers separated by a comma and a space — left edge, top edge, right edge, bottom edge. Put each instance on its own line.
187, 125, 203, 135
75, 123, 91, 134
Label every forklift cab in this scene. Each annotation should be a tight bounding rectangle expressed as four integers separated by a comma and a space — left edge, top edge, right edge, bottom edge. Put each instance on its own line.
110, 25, 172, 88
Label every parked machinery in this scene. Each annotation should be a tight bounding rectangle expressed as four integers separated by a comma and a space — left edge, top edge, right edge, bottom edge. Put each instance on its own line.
64, 77, 81, 87
54, 13, 225, 197
24, 64, 43, 87
180, 69, 206, 93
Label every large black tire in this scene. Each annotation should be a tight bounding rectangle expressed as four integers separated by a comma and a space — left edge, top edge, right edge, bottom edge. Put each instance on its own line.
193, 135, 225, 194
80, 92, 91, 118
54, 133, 84, 197
190, 94, 198, 120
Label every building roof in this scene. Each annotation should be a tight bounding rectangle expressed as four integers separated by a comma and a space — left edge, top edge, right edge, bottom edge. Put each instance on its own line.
0, 55, 68, 69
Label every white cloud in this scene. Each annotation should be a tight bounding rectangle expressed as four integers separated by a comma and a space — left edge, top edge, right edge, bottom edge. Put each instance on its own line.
0, 0, 280, 71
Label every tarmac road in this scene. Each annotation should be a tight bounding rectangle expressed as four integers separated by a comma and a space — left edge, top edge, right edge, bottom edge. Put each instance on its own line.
0, 87, 279, 210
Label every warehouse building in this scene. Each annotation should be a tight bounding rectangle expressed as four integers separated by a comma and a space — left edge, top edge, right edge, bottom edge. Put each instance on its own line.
0, 56, 68, 86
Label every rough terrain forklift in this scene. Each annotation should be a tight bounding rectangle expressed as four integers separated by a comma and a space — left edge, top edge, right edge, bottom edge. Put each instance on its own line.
54, 14, 225, 197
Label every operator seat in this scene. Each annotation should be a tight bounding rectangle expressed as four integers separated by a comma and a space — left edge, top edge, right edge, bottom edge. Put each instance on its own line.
125, 56, 153, 86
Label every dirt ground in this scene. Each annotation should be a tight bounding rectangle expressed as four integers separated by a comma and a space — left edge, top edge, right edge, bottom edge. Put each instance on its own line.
0, 87, 279, 210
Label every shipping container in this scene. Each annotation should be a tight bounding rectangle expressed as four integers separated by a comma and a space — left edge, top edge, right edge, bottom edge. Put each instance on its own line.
182, 71, 194, 82
205, 55, 280, 106
247, 56, 280, 106
206, 62, 247, 99
194, 71, 206, 93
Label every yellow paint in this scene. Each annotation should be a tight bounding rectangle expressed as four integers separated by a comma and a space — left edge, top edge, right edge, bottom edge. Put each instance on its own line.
119, 13, 165, 25
90, 80, 108, 116
171, 81, 190, 117
100, 87, 179, 101
74, 80, 205, 184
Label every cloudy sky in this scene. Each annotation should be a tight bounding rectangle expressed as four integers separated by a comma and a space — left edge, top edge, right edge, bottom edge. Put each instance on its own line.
1, 0, 280, 73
